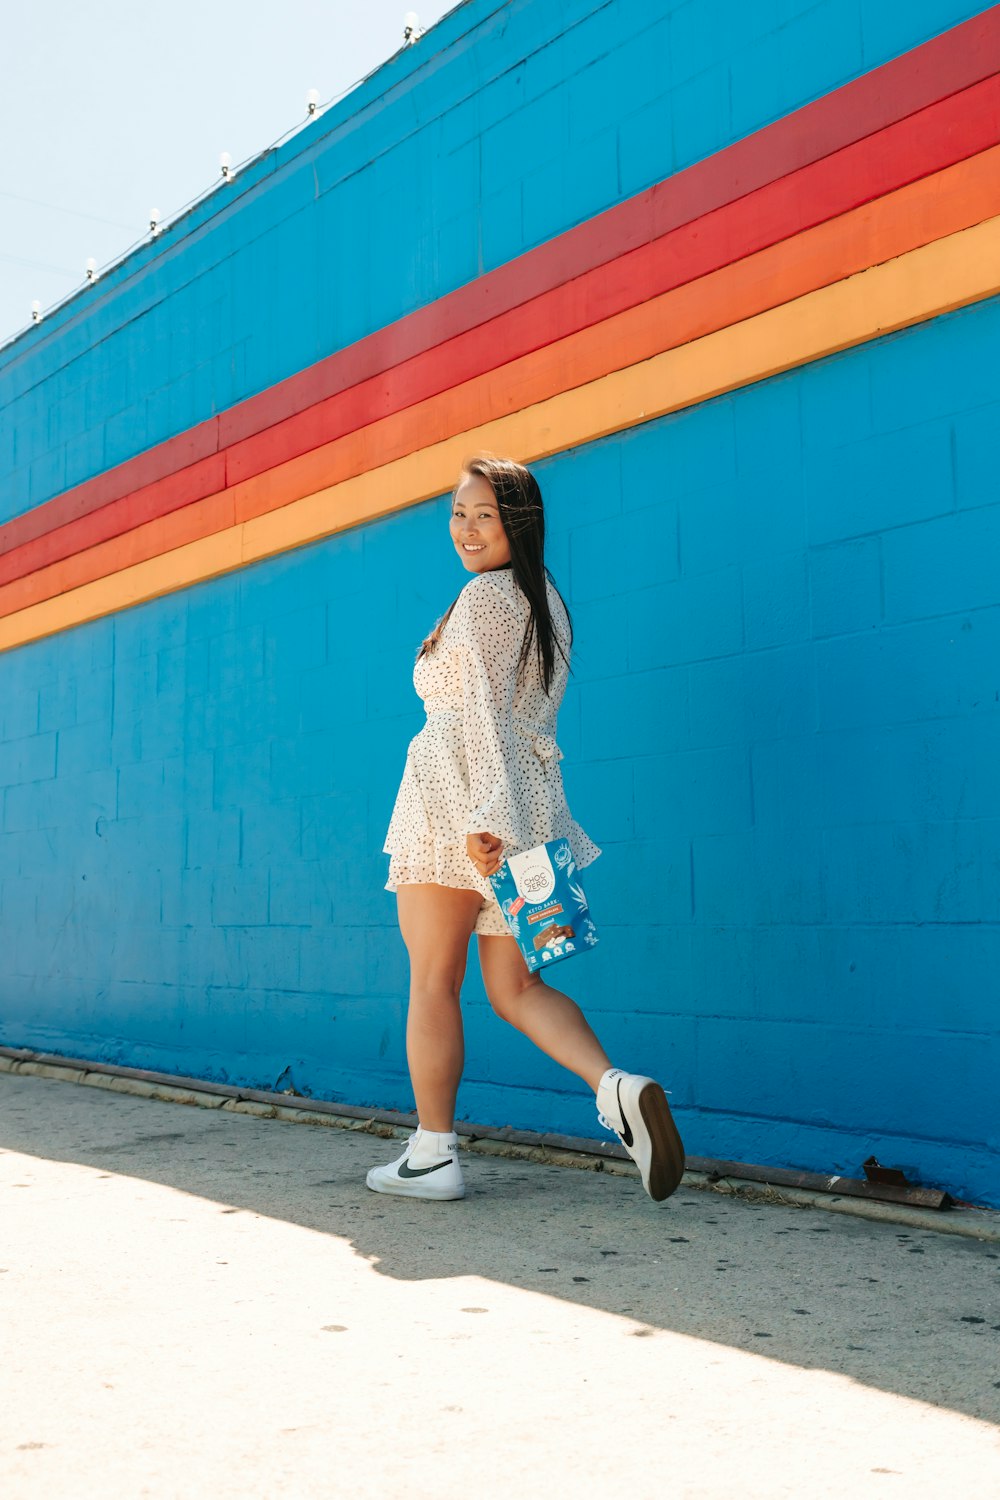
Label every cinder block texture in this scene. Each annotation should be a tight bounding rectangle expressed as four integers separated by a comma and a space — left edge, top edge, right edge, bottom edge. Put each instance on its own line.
1, 0, 997, 1205
1, 0, 988, 516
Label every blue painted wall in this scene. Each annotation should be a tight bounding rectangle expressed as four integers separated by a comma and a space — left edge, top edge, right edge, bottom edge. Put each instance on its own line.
0, 0, 988, 515
1, 0, 998, 1205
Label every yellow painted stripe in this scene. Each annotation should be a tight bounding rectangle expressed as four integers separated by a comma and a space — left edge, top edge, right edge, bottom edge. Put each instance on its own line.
3, 214, 999, 654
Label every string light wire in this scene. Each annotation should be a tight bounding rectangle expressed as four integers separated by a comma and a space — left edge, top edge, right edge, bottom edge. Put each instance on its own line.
0, 13, 445, 352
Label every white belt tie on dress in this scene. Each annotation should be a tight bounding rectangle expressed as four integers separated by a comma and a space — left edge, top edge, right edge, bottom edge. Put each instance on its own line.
513, 720, 563, 772
422, 707, 562, 771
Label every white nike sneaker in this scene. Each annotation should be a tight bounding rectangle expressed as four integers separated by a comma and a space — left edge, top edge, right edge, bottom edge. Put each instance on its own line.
365, 1126, 466, 1200
595, 1068, 685, 1202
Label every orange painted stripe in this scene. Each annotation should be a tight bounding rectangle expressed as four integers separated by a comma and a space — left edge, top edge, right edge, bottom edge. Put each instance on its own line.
224, 72, 1000, 492
5, 30, 1000, 565
2, 144, 998, 620
1, 214, 998, 654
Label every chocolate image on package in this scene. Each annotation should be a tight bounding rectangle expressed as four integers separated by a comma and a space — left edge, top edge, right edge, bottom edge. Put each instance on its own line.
534, 922, 576, 952
488, 837, 598, 973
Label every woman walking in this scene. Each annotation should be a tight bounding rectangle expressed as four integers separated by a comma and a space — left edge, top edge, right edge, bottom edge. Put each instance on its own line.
372, 454, 684, 1203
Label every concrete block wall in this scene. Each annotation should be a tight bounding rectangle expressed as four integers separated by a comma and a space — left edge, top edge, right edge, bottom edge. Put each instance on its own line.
1, 0, 998, 1205
1, 0, 985, 514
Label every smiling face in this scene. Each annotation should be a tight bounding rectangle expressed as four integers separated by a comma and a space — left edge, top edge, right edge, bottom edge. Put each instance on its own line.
450, 472, 511, 572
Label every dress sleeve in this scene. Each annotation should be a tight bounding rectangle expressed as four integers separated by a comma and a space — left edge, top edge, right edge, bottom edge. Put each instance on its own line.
451, 578, 524, 844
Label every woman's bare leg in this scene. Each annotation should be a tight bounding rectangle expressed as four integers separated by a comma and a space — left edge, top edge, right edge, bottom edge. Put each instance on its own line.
476, 934, 612, 1091
394, 884, 484, 1131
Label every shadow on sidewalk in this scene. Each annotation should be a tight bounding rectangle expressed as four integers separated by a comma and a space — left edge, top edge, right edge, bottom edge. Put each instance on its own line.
3, 1069, 998, 1427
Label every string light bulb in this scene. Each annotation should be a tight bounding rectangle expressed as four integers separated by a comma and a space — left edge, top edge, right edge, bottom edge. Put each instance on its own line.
306, 88, 319, 116
85, 257, 98, 283
6, 17, 440, 348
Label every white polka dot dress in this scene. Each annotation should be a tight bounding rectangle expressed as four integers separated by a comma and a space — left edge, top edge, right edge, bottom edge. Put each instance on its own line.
383, 563, 602, 936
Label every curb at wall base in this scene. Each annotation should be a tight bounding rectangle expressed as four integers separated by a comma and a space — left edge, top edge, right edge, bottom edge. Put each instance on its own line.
2, 1052, 998, 1242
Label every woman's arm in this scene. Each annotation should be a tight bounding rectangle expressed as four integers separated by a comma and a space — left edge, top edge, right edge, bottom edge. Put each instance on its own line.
452, 578, 524, 875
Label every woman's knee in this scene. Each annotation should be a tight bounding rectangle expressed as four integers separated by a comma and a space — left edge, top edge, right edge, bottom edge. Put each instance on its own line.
409, 972, 465, 1011
486, 971, 546, 1025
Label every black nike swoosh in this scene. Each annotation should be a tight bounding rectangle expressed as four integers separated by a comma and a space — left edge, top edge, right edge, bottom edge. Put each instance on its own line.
398, 1157, 454, 1178
616, 1078, 634, 1148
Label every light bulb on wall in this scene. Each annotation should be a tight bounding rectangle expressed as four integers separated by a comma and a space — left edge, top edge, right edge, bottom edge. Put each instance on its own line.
31, 299, 41, 323
150, 209, 161, 237
403, 11, 422, 44
220, 151, 234, 182
306, 87, 319, 116
85, 257, 98, 283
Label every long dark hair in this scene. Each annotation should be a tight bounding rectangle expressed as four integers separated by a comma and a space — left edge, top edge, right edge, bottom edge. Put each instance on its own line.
416, 454, 574, 696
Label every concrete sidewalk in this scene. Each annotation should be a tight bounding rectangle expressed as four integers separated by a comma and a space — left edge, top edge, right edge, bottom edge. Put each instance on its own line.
2, 1070, 998, 1499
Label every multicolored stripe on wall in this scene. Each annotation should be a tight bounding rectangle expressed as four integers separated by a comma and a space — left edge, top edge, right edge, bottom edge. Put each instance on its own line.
2, 6, 1000, 653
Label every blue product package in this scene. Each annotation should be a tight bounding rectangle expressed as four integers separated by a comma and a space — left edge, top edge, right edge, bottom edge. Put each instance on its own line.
488, 837, 599, 972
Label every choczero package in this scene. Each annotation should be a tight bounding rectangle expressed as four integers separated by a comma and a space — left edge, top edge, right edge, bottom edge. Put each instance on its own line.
488, 837, 599, 972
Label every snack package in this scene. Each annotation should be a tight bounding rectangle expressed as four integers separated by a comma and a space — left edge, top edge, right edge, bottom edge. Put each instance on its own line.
487, 837, 599, 972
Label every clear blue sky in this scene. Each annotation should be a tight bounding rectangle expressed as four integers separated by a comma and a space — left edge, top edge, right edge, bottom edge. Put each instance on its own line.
0, 1, 461, 347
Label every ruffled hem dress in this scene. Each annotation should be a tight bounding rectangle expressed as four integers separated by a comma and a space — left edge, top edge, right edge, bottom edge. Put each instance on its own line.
383, 562, 602, 936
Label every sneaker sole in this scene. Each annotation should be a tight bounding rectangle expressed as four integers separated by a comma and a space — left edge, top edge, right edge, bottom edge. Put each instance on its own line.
365, 1168, 466, 1201
634, 1080, 685, 1201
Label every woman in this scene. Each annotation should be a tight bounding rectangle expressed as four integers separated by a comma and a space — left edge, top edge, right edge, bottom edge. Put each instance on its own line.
372, 454, 684, 1203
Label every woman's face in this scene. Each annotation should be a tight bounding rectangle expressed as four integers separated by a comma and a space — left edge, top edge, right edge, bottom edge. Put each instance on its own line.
450, 473, 511, 572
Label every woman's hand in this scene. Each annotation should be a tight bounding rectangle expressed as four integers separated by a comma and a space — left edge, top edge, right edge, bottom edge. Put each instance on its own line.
466, 830, 504, 879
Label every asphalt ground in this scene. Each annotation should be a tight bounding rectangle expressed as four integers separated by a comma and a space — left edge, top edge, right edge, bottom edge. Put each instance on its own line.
2, 1069, 998, 1499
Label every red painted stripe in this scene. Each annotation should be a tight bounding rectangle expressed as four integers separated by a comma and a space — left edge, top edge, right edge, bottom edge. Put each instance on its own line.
220, 4, 1000, 448
7, 150, 999, 619
1, 2, 998, 560
3, 72, 999, 586
0, 455, 227, 587
0, 420, 222, 555
226, 73, 1000, 487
